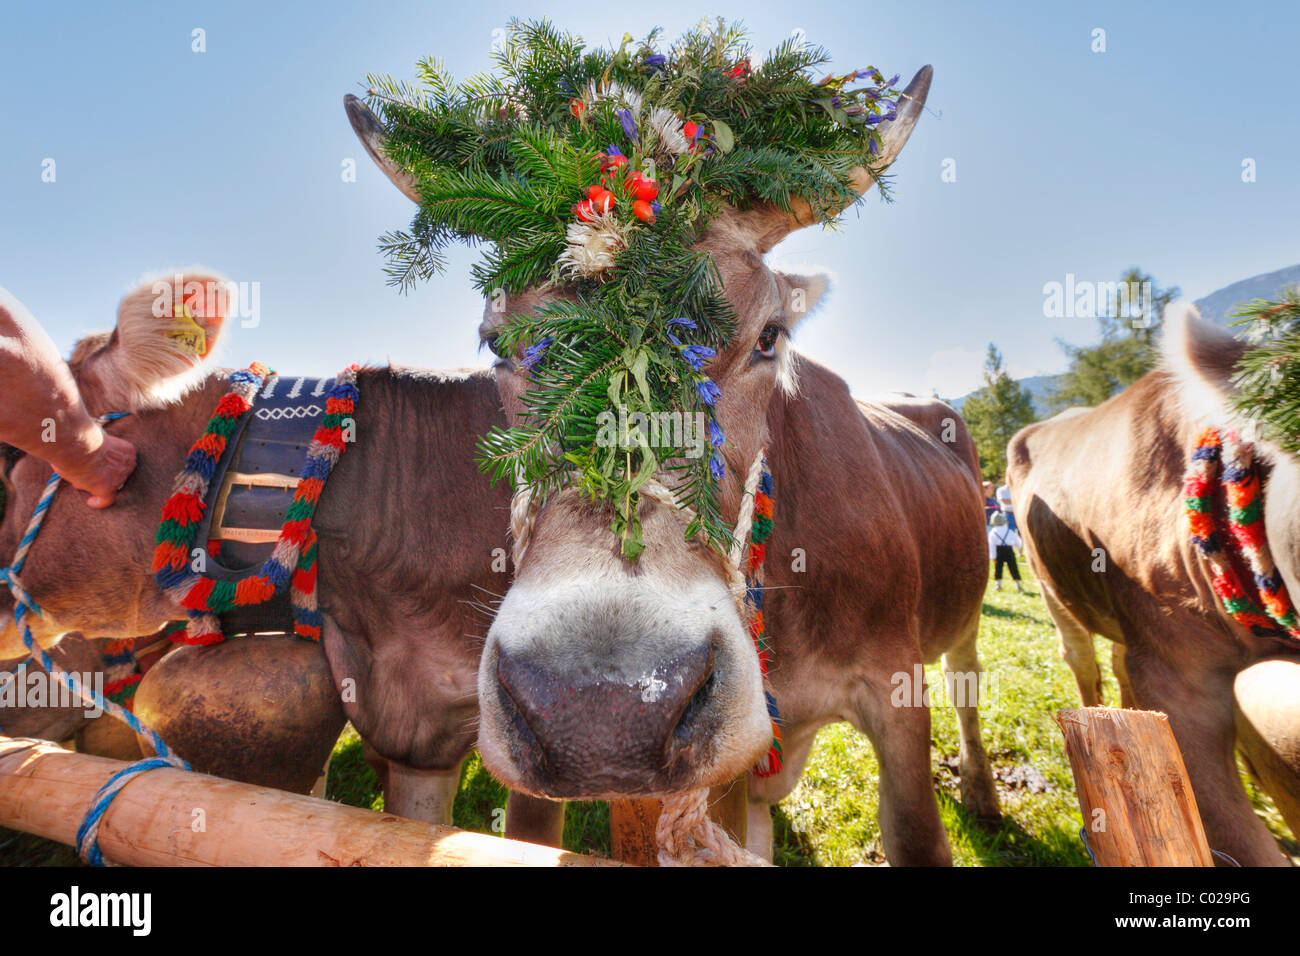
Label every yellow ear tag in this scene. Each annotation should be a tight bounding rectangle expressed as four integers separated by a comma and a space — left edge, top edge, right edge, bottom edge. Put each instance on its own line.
164, 302, 208, 358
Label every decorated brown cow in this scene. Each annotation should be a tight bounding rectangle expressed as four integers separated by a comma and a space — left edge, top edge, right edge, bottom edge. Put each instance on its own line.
348, 23, 1000, 864
0, 274, 511, 822
1008, 303, 1300, 866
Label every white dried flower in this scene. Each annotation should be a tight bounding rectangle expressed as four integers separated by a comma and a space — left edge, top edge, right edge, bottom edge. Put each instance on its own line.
580, 79, 642, 114
647, 107, 688, 156
558, 213, 630, 279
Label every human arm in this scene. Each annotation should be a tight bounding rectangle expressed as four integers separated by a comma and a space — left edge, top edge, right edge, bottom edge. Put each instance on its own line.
0, 290, 136, 507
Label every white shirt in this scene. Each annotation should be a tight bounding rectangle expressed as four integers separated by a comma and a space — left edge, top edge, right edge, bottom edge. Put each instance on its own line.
996, 484, 1013, 512
988, 525, 1022, 559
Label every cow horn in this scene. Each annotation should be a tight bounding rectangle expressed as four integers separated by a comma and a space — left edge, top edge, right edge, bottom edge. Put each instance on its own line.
786, 64, 933, 228
344, 93, 423, 204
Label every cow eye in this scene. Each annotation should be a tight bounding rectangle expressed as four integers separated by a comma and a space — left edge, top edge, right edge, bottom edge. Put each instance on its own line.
485, 334, 509, 359
756, 324, 782, 359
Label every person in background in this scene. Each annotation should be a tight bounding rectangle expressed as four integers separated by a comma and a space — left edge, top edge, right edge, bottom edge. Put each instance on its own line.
982, 480, 999, 525
0, 287, 136, 507
988, 511, 1023, 592
995, 475, 1017, 533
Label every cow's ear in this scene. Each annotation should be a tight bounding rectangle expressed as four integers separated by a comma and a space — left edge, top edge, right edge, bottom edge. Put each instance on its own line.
78, 272, 235, 411
775, 269, 831, 327
1161, 301, 1249, 424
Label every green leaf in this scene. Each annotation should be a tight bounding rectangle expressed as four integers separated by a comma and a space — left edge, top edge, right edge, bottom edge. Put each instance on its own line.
629, 349, 652, 406
711, 118, 735, 153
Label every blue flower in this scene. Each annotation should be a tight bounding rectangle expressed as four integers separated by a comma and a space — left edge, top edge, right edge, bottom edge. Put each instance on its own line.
695, 377, 721, 407
667, 316, 697, 329
650, 200, 662, 215
643, 53, 667, 73
616, 109, 639, 144
709, 418, 725, 447
522, 336, 553, 370
709, 452, 725, 481
866, 105, 897, 125
607, 144, 625, 158
680, 344, 716, 372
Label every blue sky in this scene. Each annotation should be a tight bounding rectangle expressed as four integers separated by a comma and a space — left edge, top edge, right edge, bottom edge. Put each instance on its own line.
2, 0, 1297, 398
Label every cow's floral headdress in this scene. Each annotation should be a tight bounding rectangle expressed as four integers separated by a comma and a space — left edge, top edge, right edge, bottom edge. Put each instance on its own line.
365, 18, 900, 557
1229, 287, 1300, 455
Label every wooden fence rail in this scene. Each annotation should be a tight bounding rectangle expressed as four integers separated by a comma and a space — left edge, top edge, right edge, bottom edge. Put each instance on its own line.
0, 736, 620, 867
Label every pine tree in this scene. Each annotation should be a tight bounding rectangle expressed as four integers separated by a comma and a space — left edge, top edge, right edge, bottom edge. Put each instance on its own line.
962, 344, 1038, 480
1047, 268, 1179, 411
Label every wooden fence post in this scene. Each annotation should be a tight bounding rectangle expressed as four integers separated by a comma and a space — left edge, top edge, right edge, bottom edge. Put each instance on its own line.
1055, 707, 1213, 866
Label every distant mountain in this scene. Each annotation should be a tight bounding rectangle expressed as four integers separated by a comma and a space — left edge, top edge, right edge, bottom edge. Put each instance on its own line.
1193, 263, 1300, 328
952, 264, 1300, 414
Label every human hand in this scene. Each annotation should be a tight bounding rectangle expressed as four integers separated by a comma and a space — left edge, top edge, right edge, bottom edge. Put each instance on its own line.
61, 433, 138, 508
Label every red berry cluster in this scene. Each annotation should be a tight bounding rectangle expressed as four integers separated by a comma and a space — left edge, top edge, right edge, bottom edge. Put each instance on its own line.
571, 152, 661, 224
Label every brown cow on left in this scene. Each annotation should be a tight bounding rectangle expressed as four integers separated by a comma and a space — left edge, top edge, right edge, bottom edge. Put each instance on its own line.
0, 274, 513, 822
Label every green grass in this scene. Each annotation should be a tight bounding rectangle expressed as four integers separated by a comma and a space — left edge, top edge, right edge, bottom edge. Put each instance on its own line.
4, 563, 1296, 865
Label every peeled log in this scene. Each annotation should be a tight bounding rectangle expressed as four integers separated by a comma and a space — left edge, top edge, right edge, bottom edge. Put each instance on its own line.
1056, 707, 1213, 867
0, 736, 619, 866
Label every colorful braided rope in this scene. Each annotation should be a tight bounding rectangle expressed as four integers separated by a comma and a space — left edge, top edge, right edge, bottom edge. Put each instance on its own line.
1185, 428, 1300, 642
102, 637, 142, 709
152, 364, 359, 645
746, 460, 783, 778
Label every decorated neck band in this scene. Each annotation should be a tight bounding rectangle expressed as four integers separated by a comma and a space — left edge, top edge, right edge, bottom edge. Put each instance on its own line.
1185, 428, 1300, 643
366, 19, 899, 561
152, 364, 359, 645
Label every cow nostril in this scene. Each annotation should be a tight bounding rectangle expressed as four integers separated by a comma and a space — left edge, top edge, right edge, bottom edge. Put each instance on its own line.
672, 666, 716, 741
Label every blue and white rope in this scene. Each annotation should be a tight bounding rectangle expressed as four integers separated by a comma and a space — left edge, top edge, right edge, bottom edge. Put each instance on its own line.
75, 756, 185, 866
0, 411, 190, 865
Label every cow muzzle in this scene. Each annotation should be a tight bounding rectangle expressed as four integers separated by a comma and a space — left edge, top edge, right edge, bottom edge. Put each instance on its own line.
477, 559, 771, 800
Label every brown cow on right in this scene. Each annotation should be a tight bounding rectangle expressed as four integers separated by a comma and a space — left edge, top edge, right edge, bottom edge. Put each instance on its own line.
1008, 303, 1299, 866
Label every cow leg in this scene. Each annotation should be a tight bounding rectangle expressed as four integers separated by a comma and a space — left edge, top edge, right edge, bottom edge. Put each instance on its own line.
1043, 586, 1103, 706
385, 759, 463, 825
942, 624, 1001, 823
310, 752, 333, 799
848, 665, 952, 866
745, 720, 822, 861
1111, 642, 1136, 709
1126, 648, 1288, 866
506, 792, 565, 847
